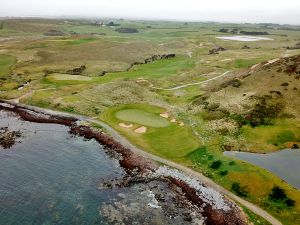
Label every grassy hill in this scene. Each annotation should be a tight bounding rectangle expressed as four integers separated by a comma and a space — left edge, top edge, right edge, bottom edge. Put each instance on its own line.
203, 55, 300, 152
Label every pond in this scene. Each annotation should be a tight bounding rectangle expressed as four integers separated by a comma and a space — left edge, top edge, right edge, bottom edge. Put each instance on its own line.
216, 36, 274, 42
224, 149, 300, 189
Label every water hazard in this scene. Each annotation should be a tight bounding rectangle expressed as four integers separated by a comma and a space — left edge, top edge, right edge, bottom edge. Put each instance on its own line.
224, 149, 300, 190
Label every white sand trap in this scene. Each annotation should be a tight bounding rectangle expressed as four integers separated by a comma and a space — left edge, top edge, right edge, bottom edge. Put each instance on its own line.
119, 123, 133, 128
134, 126, 147, 133
216, 36, 273, 42
159, 112, 169, 119
179, 122, 184, 126
171, 118, 177, 123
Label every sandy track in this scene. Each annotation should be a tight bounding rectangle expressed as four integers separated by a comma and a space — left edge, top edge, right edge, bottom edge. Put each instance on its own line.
3, 101, 283, 225
151, 71, 231, 90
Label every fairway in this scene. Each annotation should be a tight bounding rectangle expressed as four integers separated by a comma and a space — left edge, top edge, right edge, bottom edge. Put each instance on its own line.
51, 74, 92, 81
115, 109, 170, 127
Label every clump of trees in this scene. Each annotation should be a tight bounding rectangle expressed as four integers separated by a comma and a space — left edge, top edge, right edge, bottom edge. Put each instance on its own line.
220, 78, 242, 88
218, 28, 269, 35
268, 186, 295, 207
210, 160, 222, 169
44, 29, 65, 36
115, 27, 138, 33
66, 65, 86, 75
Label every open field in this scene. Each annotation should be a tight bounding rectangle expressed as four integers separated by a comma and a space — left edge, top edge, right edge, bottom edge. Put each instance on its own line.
1, 18, 300, 224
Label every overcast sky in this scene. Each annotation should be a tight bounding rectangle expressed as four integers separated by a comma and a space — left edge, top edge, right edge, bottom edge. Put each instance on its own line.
1, 0, 300, 25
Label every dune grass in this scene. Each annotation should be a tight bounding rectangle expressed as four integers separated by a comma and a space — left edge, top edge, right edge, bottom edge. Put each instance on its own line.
0, 54, 16, 77
241, 119, 300, 153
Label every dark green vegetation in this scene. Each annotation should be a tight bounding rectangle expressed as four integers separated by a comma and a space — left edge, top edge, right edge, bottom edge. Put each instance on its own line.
268, 186, 295, 207
232, 182, 249, 197
1, 18, 300, 224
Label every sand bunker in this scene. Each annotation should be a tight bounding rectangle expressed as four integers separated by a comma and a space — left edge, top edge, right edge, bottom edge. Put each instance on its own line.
159, 112, 169, 118
171, 118, 176, 123
179, 122, 184, 126
134, 126, 147, 133
119, 123, 133, 128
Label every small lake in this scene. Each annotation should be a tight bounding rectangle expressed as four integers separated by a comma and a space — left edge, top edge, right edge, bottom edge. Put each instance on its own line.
216, 36, 274, 42
224, 149, 300, 189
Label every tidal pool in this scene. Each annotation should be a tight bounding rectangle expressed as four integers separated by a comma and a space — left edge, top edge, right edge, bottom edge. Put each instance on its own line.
216, 36, 274, 42
224, 149, 300, 189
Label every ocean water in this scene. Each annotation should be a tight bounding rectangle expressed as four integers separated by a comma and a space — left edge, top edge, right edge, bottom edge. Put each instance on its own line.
0, 110, 205, 225
0, 111, 124, 225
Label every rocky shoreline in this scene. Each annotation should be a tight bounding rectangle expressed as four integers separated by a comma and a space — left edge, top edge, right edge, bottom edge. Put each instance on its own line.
0, 101, 249, 225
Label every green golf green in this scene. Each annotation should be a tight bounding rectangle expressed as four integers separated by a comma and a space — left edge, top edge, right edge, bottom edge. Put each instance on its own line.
115, 109, 170, 128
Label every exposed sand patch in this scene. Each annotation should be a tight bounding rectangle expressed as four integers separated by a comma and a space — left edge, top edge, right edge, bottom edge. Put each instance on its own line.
179, 122, 184, 126
159, 112, 169, 119
171, 118, 176, 123
119, 123, 133, 128
221, 58, 232, 62
134, 126, 147, 133
250, 63, 260, 70
136, 78, 149, 83
264, 58, 279, 66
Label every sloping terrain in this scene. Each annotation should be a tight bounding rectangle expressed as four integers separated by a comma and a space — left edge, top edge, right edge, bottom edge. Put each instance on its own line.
204, 55, 300, 152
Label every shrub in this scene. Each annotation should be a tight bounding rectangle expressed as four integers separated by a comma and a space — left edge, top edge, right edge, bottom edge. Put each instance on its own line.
115, 27, 138, 33
281, 82, 289, 86
231, 182, 249, 197
206, 103, 220, 111
233, 97, 285, 127
210, 160, 222, 169
219, 170, 228, 176
229, 161, 235, 166
268, 185, 295, 207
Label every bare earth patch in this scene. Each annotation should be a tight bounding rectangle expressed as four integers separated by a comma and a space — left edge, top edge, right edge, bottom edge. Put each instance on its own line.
171, 118, 176, 123
134, 126, 147, 133
119, 123, 133, 128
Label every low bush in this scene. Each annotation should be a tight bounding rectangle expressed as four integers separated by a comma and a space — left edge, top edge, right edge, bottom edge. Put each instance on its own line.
219, 170, 228, 176
231, 182, 249, 197
268, 186, 295, 207
210, 160, 222, 169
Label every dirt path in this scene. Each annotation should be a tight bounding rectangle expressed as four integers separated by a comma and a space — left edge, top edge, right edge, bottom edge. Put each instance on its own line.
3, 102, 283, 225
151, 71, 231, 90
11, 88, 56, 103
